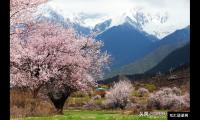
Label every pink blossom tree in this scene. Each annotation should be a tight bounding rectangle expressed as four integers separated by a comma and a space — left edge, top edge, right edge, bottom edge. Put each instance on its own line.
10, 0, 49, 96
137, 87, 149, 97
10, 0, 49, 46
10, 0, 48, 26
10, 20, 110, 113
147, 87, 189, 111
104, 80, 134, 109
10, 0, 110, 114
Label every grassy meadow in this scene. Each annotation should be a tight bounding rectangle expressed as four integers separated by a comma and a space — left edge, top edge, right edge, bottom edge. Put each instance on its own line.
12, 110, 167, 120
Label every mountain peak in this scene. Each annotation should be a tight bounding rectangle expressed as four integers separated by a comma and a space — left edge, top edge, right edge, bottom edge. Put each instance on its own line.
38, 6, 188, 39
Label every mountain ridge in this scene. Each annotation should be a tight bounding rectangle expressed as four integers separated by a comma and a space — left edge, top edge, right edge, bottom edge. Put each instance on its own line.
38, 6, 189, 39
103, 26, 190, 78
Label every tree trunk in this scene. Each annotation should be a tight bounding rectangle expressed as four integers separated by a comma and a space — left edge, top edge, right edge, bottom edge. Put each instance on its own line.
48, 91, 71, 115
31, 84, 43, 98
29, 86, 42, 114
32, 90, 38, 99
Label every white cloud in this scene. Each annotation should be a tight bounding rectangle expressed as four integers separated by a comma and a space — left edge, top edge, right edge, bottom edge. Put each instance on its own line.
44, 0, 189, 38
47, 0, 189, 23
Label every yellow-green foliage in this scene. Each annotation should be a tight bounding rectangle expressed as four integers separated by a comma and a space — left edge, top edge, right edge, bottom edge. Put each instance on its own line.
144, 83, 156, 92
132, 91, 149, 97
99, 85, 109, 89
67, 96, 91, 107
94, 98, 105, 105
71, 91, 88, 97
131, 91, 140, 97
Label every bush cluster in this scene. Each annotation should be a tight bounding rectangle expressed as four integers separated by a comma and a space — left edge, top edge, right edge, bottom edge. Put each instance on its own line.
147, 87, 189, 111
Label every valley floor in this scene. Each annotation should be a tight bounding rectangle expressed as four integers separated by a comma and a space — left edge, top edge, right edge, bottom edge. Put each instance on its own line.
12, 110, 167, 120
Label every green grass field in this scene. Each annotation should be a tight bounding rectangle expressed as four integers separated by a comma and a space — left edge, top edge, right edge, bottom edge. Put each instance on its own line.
15, 110, 167, 120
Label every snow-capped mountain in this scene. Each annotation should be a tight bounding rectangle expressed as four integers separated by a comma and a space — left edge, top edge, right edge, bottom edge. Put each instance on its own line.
93, 19, 112, 33
76, 9, 179, 39
62, 8, 177, 39
120, 8, 171, 39
99, 8, 181, 39
37, 5, 188, 39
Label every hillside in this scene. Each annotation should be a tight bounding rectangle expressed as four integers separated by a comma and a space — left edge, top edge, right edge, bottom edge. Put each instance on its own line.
104, 43, 185, 78
96, 21, 157, 69
146, 43, 190, 74
100, 64, 190, 92
104, 27, 190, 78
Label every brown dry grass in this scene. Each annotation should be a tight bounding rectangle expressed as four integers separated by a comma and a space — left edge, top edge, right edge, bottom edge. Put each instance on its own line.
10, 89, 54, 118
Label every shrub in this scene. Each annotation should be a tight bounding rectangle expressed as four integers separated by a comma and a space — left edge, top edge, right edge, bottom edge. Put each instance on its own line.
130, 96, 137, 103
147, 87, 189, 111
71, 91, 88, 98
66, 96, 90, 107
137, 88, 149, 97
99, 85, 109, 89
131, 103, 147, 114
172, 87, 182, 96
83, 100, 101, 110
104, 80, 134, 109
102, 99, 116, 109
147, 94, 162, 109
131, 91, 140, 97
144, 84, 156, 92
91, 95, 101, 100
181, 93, 190, 111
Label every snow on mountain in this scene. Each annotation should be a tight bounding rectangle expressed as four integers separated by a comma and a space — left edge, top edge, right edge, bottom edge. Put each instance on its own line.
37, 5, 188, 39
66, 8, 187, 39
105, 8, 177, 39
